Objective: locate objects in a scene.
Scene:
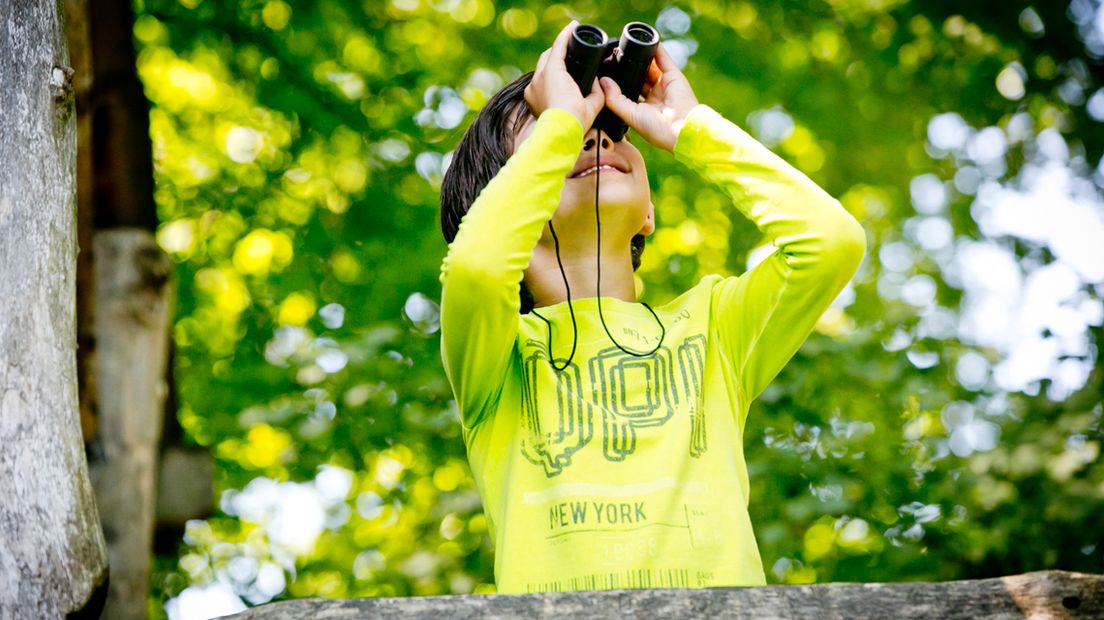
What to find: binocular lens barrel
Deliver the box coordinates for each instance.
[611,22,659,107]
[574,24,606,47]
[565,25,608,96]
[624,23,658,45]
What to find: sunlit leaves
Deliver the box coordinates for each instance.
[136,0,1104,616]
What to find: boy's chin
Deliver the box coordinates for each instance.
[562,181,647,206]
[554,198,650,235]
[560,196,648,217]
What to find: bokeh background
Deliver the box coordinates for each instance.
[132,0,1104,617]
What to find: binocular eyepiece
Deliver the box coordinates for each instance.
[564,21,660,142]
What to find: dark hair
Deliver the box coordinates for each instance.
[439,70,645,314]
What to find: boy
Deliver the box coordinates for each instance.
[437,20,866,593]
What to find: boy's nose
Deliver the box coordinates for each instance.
[583,134,612,151]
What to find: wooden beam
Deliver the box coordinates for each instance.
[220,570,1101,619]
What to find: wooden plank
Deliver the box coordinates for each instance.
[221,570,1102,619]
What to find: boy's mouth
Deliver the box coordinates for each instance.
[568,156,630,179]
[569,164,624,179]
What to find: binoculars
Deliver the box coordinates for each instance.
[564,21,660,142]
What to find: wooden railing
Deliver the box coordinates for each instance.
[222,569,1101,619]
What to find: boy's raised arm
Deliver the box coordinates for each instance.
[672,104,866,427]
[438,108,584,432]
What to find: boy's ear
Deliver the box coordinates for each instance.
[639,201,656,236]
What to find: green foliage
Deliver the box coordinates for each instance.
[135,0,1103,615]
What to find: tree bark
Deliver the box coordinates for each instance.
[220,570,1101,619]
[0,0,109,617]
[89,230,173,620]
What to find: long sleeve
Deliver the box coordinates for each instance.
[439,107,585,432]
[672,104,866,423]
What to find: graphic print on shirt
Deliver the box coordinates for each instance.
[526,474,725,591]
[589,344,676,461]
[519,348,594,476]
[519,333,707,477]
[678,335,708,457]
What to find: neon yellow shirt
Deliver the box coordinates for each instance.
[438,103,866,593]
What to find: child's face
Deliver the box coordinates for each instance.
[511,110,654,243]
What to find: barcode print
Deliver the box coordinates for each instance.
[526,568,691,592]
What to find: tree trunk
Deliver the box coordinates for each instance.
[0,1,109,617]
[89,231,173,620]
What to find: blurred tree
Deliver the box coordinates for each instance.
[66,0,186,617]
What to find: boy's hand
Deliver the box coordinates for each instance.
[599,42,700,153]
[524,20,606,131]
